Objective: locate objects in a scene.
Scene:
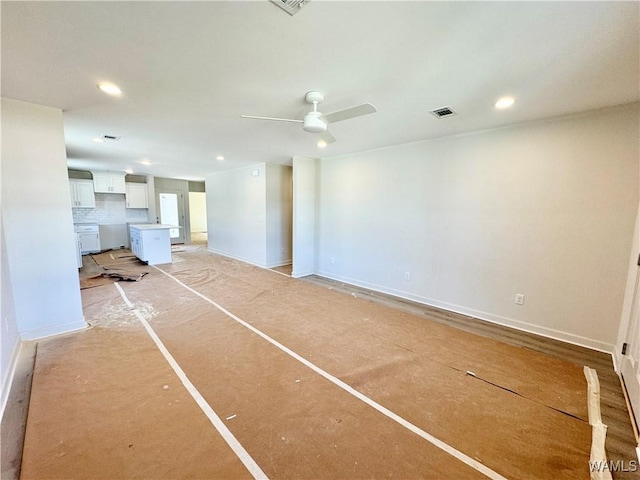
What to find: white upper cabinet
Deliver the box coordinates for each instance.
[92,171,126,194]
[125,182,149,208]
[69,179,95,208]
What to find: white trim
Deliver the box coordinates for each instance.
[316,270,615,354]
[207,247,267,268]
[0,339,22,420]
[611,351,620,374]
[153,265,508,480]
[19,319,87,341]
[265,260,292,269]
[291,269,313,279]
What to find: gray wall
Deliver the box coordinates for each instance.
[154,177,191,243]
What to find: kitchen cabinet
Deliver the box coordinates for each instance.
[125,183,148,208]
[129,224,174,265]
[92,172,126,194]
[74,224,101,254]
[69,179,95,208]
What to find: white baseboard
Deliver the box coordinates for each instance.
[0,338,22,420]
[292,269,313,279]
[316,270,615,354]
[207,247,267,268]
[19,319,87,341]
[266,259,292,269]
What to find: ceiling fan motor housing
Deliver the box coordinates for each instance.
[303,112,327,133]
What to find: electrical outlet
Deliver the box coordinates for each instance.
[404,272,411,281]
[515,294,525,305]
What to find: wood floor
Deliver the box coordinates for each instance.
[302,275,640,478]
[6,237,640,479]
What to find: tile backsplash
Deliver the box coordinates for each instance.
[72,193,149,224]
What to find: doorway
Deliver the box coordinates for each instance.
[158,190,185,244]
[621,264,640,443]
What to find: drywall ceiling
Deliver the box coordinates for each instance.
[2,1,639,181]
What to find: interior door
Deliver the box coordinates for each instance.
[158,190,185,244]
[621,262,640,442]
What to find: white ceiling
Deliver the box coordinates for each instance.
[2,1,639,181]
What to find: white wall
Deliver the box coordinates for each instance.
[206,163,293,268]
[189,192,207,232]
[1,219,20,414]
[315,104,639,351]
[292,157,319,278]
[1,98,86,340]
[206,164,267,266]
[265,164,292,268]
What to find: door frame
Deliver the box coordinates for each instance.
[620,263,640,451]
[156,188,186,244]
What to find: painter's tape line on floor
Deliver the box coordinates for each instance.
[583,366,612,480]
[267,268,290,278]
[113,283,268,480]
[152,266,508,480]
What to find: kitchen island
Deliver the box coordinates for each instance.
[129,224,177,265]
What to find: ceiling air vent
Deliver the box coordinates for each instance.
[430,106,457,118]
[269,0,308,16]
[101,134,121,141]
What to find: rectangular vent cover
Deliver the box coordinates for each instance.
[101,134,121,141]
[270,0,308,16]
[430,107,457,118]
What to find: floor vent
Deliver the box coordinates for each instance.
[430,106,457,118]
[270,0,308,16]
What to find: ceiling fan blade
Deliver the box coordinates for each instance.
[240,115,303,124]
[318,131,336,144]
[322,103,377,124]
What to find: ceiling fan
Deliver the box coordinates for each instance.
[241,91,377,145]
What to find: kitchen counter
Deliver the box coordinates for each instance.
[128,223,177,230]
[129,224,178,265]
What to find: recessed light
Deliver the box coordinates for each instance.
[139,159,151,165]
[125,168,134,174]
[494,96,515,109]
[317,140,327,148]
[91,137,104,143]
[97,82,122,96]
[216,155,224,161]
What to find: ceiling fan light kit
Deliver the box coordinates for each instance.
[303,111,327,133]
[241,91,376,145]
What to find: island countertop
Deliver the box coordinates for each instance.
[129,224,179,231]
